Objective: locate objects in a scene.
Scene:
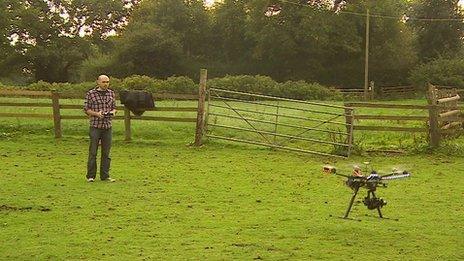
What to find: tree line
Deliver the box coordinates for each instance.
[1,0,463,89]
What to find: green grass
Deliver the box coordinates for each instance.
[1,98,464,259]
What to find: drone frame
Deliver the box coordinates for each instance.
[324,165,410,219]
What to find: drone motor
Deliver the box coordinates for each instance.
[323,164,410,219]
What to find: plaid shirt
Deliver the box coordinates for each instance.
[84,88,116,129]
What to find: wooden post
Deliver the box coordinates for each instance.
[427,84,440,148]
[363,8,370,101]
[204,81,211,135]
[124,107,131,141]
[273,101,280,144]
[344,104,354,156]
[369,81,374,100]
[51,90,62,138]
[194,69,207,146]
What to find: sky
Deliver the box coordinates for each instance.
[204,0,215,7]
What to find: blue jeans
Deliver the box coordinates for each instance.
[87,127,112,180]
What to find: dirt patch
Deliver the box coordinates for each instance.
[0,205,51,212]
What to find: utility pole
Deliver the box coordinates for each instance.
[364,8,370,101]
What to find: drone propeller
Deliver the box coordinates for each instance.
[323,163,411,180]
[322,165,351,178]
[375,163,411,176]
[381,172,411,180]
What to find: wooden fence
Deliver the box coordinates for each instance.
[345,84,463,148]
[0,86,205,143]
[338,88,365,96]
[434,85,464,96]
[1,78,462,151]
[427,84,463,147]
[379,85,416,97]
[344,102,429,133]
[337,84,416,100]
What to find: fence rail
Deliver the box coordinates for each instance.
[0,89,201,141]
[2,80,462,153]
[345,84,463,148]
[434,85,464,96]
[336,88,371,100]
[337,88,365,94]
[345,102,429,134]
[337,85,416,99]
[207,88,354,158]
[380,85,416,95]
[427,84,463,147]
[0,89,198,99]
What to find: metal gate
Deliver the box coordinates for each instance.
[205,88,354,158]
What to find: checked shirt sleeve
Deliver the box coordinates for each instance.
[111,91,116,110]
[84,92,91,113]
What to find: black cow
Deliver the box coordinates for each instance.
[119,90,155,116]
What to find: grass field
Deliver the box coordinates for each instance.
[1,98,463,260]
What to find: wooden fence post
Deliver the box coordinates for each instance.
[51,90,62,138]
[273,101,280,144]
[194,69,207,146]
[344,104,354,152]
[427,84,440,148]
[124,107,131,141]
[369,81,375,100]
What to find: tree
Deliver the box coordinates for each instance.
[132,0,211,58]
[364,0,418,86]
[243,0,365,85]
[0,2,19,80]
[110,0,213,78]
[111,23,185,78]
[0,0,139,82]
[246,0,332,81]
[409,0,464,62]
[211,0,251,62]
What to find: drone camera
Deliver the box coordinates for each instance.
[363,197,387,210]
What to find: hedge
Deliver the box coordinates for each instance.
[0,75,342,100]
[409,58,464,89]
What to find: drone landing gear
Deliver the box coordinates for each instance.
[343,187,385,219]
[343,186,359,219]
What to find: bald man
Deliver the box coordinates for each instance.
[83,75,117,182]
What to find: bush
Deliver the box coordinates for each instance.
[0,74,342,100]
[122,75,157,91]
[79,52,115,82]
[157,76,197,94]
[208,75,278,95]
[59,82,95,92]
[207,75,341,100]
[23,78,123,93]
[277,81,342,100]
[28,81,53,91]
[409,58,464,89]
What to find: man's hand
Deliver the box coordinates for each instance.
[96,111,104,118]
[86,109,104,118]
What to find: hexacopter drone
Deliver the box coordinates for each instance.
[323,163,410,219]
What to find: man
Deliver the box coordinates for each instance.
[84,75,117,182]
